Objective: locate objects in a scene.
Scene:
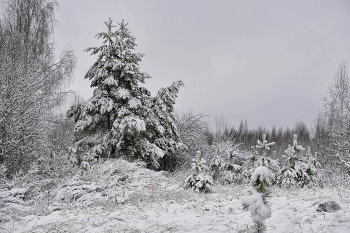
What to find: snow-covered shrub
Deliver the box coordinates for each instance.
[242,166,273,232]
[162,111,208,171]
[184,151,213,193]
[67,142,99,168]
[34,150,77,179]
[277,134,319,187]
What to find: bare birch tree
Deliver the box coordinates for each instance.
[321,62,350,172]
[0,0,76,177]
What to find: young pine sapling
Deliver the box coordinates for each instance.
[277,134,319,187]
[184,151,213,193]
[223,148,242,184]
[209,146,226,181]
[242,166,273,232]
[243,134,279,183]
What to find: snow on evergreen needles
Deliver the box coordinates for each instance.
[68,19,185,168]
[277,134,320,187]
[184,151,213,193]
[242,166,273,231]
[244,134,279,182]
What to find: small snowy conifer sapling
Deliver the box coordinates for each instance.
[303,147,321,186]
[185,151,213,193]
[223,148,242,184]
[277,134,319,187]
[244,134,279,182]
[242,166,273,232]
[209,140,242,184]
[209,146,226,181]
[256,134,280,178]
[243,146,260,182]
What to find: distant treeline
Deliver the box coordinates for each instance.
[204,119,313,158]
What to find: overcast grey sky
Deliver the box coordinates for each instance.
[52,0,350,129]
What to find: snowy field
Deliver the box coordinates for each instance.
[1,159,350,233]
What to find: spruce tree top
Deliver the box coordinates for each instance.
[256,134,275,151]
[85,18,149,89]
[284,134,305,158]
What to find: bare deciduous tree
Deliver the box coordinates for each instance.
[0,0,76,177]
[320,62,350,171]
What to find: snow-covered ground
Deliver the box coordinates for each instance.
[1,159,350,233]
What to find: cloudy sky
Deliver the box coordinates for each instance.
[51,0,350,129]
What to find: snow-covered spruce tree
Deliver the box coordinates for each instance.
[242,166,273,232]
[184,151,213,193]
[71,19,184,168]
[277,134,319,187]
